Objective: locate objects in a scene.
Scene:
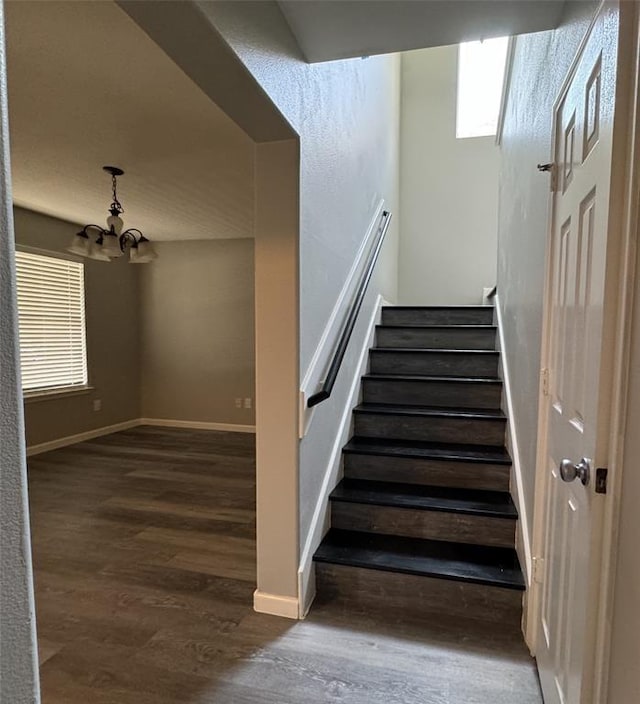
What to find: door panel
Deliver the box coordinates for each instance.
[536,6,619,704]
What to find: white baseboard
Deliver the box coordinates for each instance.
[298,562,316,619]
[139,418,256,433]
[26,419,140,456]
[297,294,385,617]
[299,200,385,438]
[26,417,256,455]
[494,294,532,584]
[253,589,300,619]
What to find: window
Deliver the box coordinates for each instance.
[456,37,509,139]
[15,250,88,394]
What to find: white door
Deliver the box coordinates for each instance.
[536,5,621,704]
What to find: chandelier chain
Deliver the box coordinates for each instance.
[110,173,124,215]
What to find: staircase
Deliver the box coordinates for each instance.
[313,305,525,624]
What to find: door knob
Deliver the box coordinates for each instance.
[537,162,554,172]
[560,457,591,486]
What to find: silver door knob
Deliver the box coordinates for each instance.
[560,457,591,486]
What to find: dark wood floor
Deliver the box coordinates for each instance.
[28,426,542,703]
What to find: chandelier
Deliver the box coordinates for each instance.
[67,166,157,263]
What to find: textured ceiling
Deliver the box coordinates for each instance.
[5,1,255,241]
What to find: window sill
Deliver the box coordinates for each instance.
[23,386,94,403]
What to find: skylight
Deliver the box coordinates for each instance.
[456,37,509,139]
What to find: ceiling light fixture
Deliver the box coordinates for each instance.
[67,166,157,264]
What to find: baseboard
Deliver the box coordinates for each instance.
[298,562,316,619]
[139,418,256,433]
[299,200,385,438]
[494,294,532,585]
[297,293,384,617]
[253,589,300,619]
[26,417,256,455]
[26,419,140,456]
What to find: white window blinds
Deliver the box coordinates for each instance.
[15,250,88,393]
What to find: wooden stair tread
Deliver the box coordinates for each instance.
[384,306,495,311]
[363,373,502,384]
[343,437,512,465]
[314,529,525,590]
[376,324,497,330]
[373,347,499,354]
[353,403,506,420]
[330,478,517,519]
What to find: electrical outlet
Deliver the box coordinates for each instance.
[244,398,252,409]
[235,398,242,409]
[93,399,102,412]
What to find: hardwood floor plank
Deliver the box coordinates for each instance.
[35,569,249,647]
[28,426,541,704]
[102,496,255,524]
[38,638,65,666]
[40,639,213,703]
[167,550,256,582]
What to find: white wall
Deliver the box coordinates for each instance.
[197,0,401,601]
[0,4,40,701]
[399,45,499,305]
[197,1,400,373]
[497,1,597,540]
[140,239,255,426]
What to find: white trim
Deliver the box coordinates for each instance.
[494,294,533,587]
[23,385,94,403]
[253,589,299,620]
[26,417,257,455]
[298,562,316,619]
[496,36,516,146]
[26,419,140,456]
[297,294,384,617]
[139,418,256,433]
[482,286,496,304]
[299,199,384,438]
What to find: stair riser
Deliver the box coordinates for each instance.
[370,351,499,378]
[362,379,502,409]
[314,563,522,626]
[331,502,515,548]
[382,308,494,326]
[376,327,496,350]
[344,454,511,492]
[354,414,506,446]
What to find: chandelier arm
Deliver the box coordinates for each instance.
[82,224,108,236]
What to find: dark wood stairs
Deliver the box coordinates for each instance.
[313,305,525,624]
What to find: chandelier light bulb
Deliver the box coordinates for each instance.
[106,214,124,235]
[67,230,91,257]
[88,235,112,262]
[135,236,157,262]
[102,231,124,258]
